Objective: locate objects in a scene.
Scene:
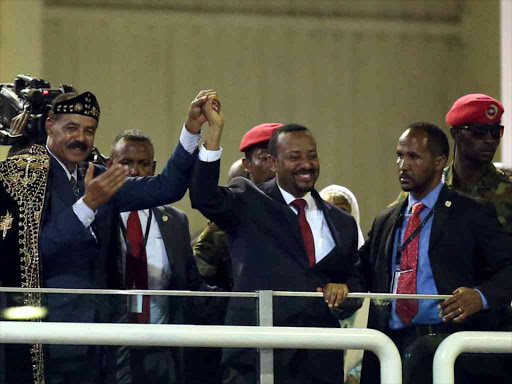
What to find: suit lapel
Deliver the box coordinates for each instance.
[384,199,408,267]
[428,185,452,252]
[263,180,309,267]
[50,156,75,206]
[76,162,87,197]
[153,206,176,270]
[262,179,287,206]
[312,190,340,251]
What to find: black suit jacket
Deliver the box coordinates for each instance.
[154,205,200,293]
[147,206,203,384]
[190,159,365,379]
[153,205,207,324]
[359,184,512,333]
[38,143,196,379]
[190,159,364,325]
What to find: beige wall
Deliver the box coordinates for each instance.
[0,0,44,159]
[0,0,44,80]
[501,0,512,165]
[459,0,501,159]
[0,0,501,236]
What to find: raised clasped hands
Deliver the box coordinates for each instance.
[200,91,224,151]
[185,89,219,135]
[438,287,483,323]
[83,162,128,211]
[317,283,349,308]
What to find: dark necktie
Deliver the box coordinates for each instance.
[290,199,316,267]
[395,202,426,324]
[126,211,150,323]
[70,176,80,202]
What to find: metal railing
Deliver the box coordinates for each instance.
[0,287,452,300]
[6,287,491,384]
[433,331,512,384]
[0,321,403,384]
[0,288,410,383]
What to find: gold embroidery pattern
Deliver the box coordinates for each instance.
[0,145,50,384]
[0,210,13,239]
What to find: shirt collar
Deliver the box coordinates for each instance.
[46,145,77,181]
[407,181,443,213]
[121,209,150,220]
[277,181,317,211]
[138,209,150,217]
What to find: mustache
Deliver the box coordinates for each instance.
[67,141,88,151]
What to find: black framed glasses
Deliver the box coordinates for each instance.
[456,124,504,139]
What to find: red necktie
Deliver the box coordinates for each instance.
[396,202,426,324]
[126,211,150,323]
[290,199,316,267]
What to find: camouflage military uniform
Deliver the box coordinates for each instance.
[444,163,512,233]
[192,221,233,291]
[446,162,512,379]
[187,222,232,384]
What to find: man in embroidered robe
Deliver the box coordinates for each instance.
[0,89,216,384]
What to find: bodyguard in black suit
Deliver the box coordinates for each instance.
[108,129,205,384]
[190,96,365,384]
[359,123,512,384]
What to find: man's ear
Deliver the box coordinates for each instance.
[106,158,113,169]
[45,118,53,137]
[242,158,251,173]
[449,127,458,140]
[268,155,277,173]
[151,160,157,176]
[435,155,448,171]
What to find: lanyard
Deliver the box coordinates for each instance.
[396,207,434,263]
[120,209,153,260]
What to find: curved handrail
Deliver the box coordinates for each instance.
[0,321,403,384]
[433,331,512,384]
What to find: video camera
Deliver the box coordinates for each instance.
[0,74,76,145]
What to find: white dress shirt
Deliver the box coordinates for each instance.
[120,209,171,324]
[278,185,336,263]
[197,143,336,263]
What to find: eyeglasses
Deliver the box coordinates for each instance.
[456,124,504,140]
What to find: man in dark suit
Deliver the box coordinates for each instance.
[193,123,283,292]
[189,123,283,384]
[107,129,204,384]
[0,89,216,384]
[359,122,512,384]
[189,96,365,384]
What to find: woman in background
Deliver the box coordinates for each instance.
[320,185,364,248]
[320,185,366,384]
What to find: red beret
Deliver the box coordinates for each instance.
[446,94,504,126]
[239,123,283,152]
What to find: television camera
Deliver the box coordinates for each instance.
[0,74,107,165]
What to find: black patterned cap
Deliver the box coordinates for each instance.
[54,91,101,121]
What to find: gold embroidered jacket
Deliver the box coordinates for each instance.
[0,144,50,384]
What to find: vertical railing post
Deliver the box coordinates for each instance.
[433,331,512,384]
[258,290,274,384]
